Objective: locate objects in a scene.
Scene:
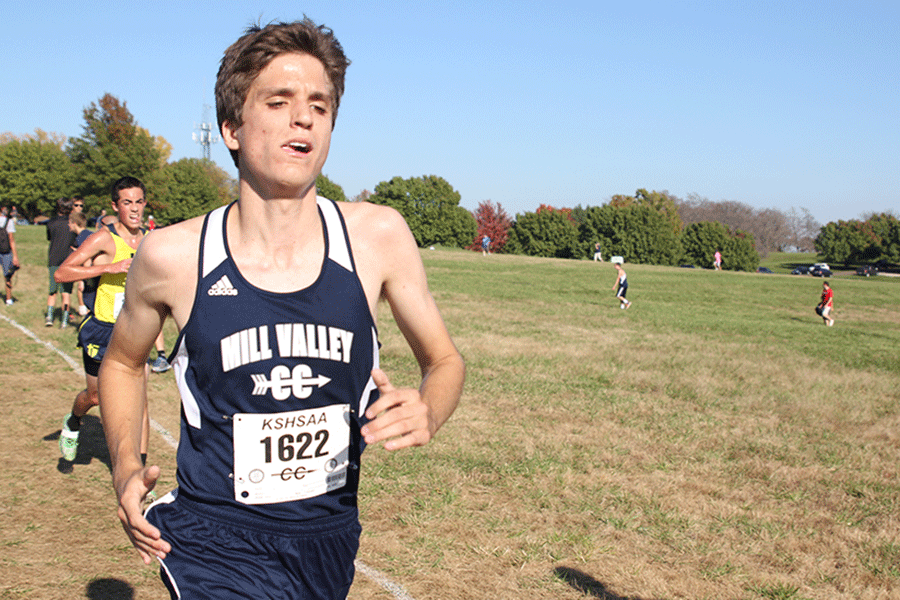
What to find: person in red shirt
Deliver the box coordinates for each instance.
[819,281,834,326]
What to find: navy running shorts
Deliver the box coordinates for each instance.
[145,489,361,600]
[77,315,114,376]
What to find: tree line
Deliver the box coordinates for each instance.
[496,192,760,271]
[357,182,845,272]
[5,93,891,270]
[814,214,900,267]
[0,94,236,226]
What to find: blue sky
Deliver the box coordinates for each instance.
[2,0,897,225]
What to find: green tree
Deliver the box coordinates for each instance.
[574,205,604,259]
[505,204,579,258]
[146,158,224,226]
[316,173,347,203]
[682,221,758,271]
[723,230,760,272]
[67,94,162,212]
[814,220,878,266]
[681,221,733,268]
[445,205,478,249]
[815,222,852,265]
[610,189,683,234]
[0,130,74,219]
[368,175,469,247]
[200,160,238,206]
[868,214,900,264]
[580,203,681,265]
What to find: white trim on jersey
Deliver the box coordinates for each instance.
[172,339,202,429]
[316,197,354,273]
[202,205,229,279]
[358,327,380,417]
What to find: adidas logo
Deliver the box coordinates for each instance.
[208,275,238,296]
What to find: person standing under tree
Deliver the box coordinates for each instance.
[714,250,722,270]
[99,19,464,599]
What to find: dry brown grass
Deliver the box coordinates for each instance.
[2,241,899,600]
[0,325,175,599]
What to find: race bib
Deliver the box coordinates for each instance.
[113,291,125,320]
[233,404,350,505]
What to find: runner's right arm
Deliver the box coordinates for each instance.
[54,229,127,283]
[98,234,172,564]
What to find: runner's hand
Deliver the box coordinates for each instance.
[362,369,435,451]
[109,258,133,274]
[116,465,170,564]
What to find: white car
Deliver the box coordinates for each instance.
[812,262,830,272]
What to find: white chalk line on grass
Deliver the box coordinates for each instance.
[0,313,179,448]
[0,312,416,600]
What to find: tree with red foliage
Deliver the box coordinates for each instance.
[469,200,512,253]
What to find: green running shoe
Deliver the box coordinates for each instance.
[59,413,79,461]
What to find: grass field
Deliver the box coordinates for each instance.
[2,225,899,600]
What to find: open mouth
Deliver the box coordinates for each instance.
[286,142,311,154]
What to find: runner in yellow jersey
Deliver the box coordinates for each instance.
[54,177,150,463]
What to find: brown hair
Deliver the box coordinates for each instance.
[56,197,74,216]
[69,212,87,228]
[215,18,350,167]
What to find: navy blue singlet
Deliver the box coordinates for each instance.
[169,198,379,522]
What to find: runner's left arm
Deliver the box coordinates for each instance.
[360,208,464,451]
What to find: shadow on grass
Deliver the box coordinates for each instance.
[43,414,111,474]
[779,262,812,271]
[554,566,662,600]
[86,578,135,600]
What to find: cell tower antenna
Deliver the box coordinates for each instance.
[192,104,219,160]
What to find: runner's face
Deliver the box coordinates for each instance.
[113,187,146,229]
[223,52,333,199]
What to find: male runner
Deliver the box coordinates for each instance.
[55,177,150,462]
[612,260,632,309]
[99,19,464,599]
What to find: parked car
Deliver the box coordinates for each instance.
[811,262,830,272]
[756,267,774,274]
[810,266,832,277]
[856,265,878,277]
[679,264,695,268]
[791,266,810,275]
